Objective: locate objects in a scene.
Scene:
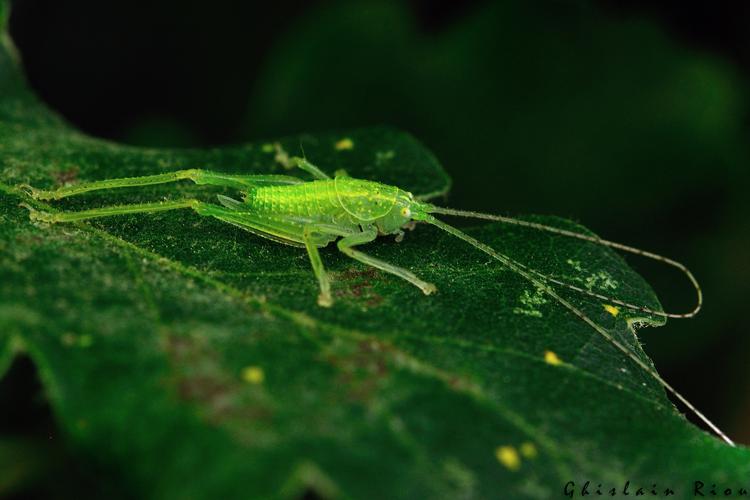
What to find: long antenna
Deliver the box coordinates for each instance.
[426,206,702,319]
[421,214,734,446]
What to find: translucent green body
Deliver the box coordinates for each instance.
[238,178,412,247]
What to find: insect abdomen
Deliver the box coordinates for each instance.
[246,181,341,218]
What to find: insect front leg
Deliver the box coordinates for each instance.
[337,226,437,296]
[274,143,331,180]
[288,157,331,180]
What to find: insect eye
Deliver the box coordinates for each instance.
[401,208,411,217]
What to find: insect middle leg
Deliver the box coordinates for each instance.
[302,227,334,307]
[336,226,437,295]
[203,213,344,307]
[300,223,363,307]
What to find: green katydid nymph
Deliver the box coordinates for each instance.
[19,145,732,447]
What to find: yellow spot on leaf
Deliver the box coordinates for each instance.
[603,304,620,317]
[520,442,537,459]
[495,445,521,471]
[335,138,354,150]
[242,366,265,385]
[544,350,562,366]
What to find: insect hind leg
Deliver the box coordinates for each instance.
[336,226,436,296]
[23,199,214,223]
[20,169,303,201]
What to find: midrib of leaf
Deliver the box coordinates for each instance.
[389,330,671,413]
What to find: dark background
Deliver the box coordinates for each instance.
[3,0,750,496]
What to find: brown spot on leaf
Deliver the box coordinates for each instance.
[163,332,273,431]
[52,166,79,186]
[340,267,378,281]
[325,338,395,404]
[336,267,383,307]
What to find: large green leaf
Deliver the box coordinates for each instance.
[1,3,748,499]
